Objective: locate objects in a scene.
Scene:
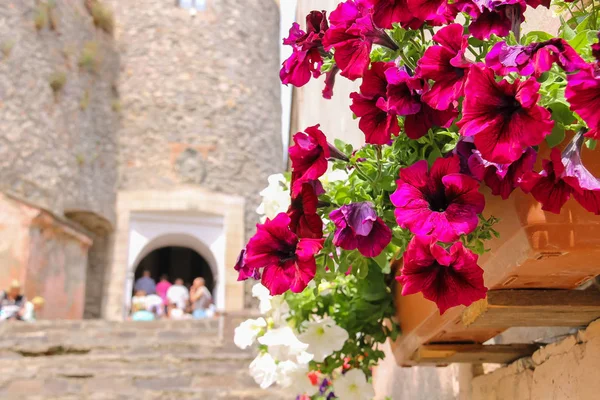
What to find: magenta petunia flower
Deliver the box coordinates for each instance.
[457,66,554,164]
[289,125,331,196]
[406,0,458,27]
[561,133,600,214]
[330,202,392,257]
[566,64,600,140]
[390,156,485,242]
[417,23,471,110]
[234,248,260,281]
[397,235,487,314]
[287,183,323,239]
[520,149,574,214]
[486,39,587,77]
[280,11,329,88]
[322,66,340,99]
[350,62,400,144]
[592,32,600,61]
[385,67,458,139]
[521,133,600,214]
[243,213,323,295]
[456,0,526,40]
[469,147,537,200]
[323,1,398,80]
[363,0,427,30]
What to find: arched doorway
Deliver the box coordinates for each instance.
[134,246,215,292]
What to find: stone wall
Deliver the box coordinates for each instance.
[472,319,600,400]
[0,193,92,320]
[105,0,283,239]
[0,0,120,225]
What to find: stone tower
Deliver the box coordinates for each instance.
[0,0,282,320]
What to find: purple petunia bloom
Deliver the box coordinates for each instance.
[456,0,526,40]
[486,39,587,76]
[457,66,554,164]
[330,202,392,257]
[397,235,487,314]
[243,213,323,295]
[391,156,485,242]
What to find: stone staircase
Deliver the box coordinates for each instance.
[0,317,287,400]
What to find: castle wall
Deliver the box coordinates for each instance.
[105,0,283,239]
[0,0,119,225]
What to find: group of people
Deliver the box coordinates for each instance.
[0,280,45,322]
[130,270,214,321]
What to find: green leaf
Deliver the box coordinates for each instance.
[560,16,577,40]
[586,139,597,150]
[372,250,388,270]
[427,147,442,166]
[569,30,591,52]
[546,122,566,148]
[547,101,576,125]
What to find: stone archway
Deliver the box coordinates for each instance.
[102,188,245,320]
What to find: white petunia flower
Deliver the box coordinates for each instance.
[249,353,278,389]
[233,317,267,350]
[252,283,273,314]
[256,173,290,222]
[276,361,319,396]
[298,317,349,362]
[333,369,375,400]
[258,326,312,363]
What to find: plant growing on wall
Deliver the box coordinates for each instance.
[236,1,600,398]
[48,71,67,94]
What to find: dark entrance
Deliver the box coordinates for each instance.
[134,246,214,292]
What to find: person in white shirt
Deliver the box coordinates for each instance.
[166,278,189,311]
[22,296,45,322]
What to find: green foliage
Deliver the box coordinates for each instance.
[285,269,399,379]
[80,90,90,110]
[91,1,114,35]
[78,41,100,72]
[48,71,66,94]
[33,3,48,31]
[1,40,15,59]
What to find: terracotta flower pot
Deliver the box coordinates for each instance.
[392,136,600,363]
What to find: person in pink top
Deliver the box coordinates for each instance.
[156,274,172,306]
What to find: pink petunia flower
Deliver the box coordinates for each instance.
[520,148,574,214]
[234,248,260,281]
[406,0,458,27]
[469,147,537,200]
[243,213,323,295]
[592,32,600,62]
[287,183,324,239]
[390,156,485,242]
[289,125,338,196]
[486,39,587,77]
[456,0,526,40]
[397,235,487,314]
[417,23,471,111]
[457,66,554,164]
[521,133,600,214]
[280,11,329,88]
[330,202,392,257]
[323,0,398,80]
[566,64,600,140]
[363,0,431,30]
[350,62,401,144]
[385,67,458,139]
